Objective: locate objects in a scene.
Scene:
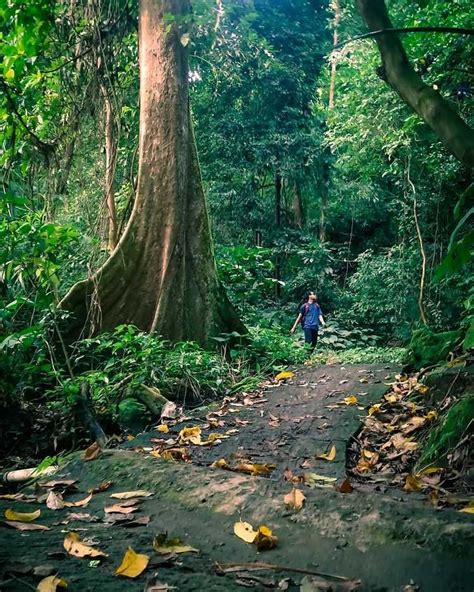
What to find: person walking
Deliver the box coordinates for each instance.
[290,290,325,354]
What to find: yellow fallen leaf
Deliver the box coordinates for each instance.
[368,404,381,416]
[458,501,474,514]
[63,532,108,558]
[284,488,305,510]
[426,410,438,421]
[156,424,169,433]
[37,575,68,591]
[234,462,276,476]
[64,493,93,508]
[404,474,423,492]
[254,525,278,550]
[343,395,358,406]
[115,546,149,578]
[414,384,429,394]
[234,521,257,543]
[384,393,398,403]
[152,534,199,554]
[110,490,152,499]
[126,435,135,441]
[315,445,336,461]
[303,473,337,488]
[275,371,294,381]
[4,508,40,522]
[178,426,202,445]
[210,458,230,469]
[419,466,443,475]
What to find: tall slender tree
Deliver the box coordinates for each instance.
[60,0,244,344]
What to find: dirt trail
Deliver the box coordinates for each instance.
[0,364,472,591]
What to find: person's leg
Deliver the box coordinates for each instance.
[303,327,313,355]
[310,329,319,354]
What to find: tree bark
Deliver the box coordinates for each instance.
[274,170,282,299]
[356,0,474,169]
[100,84,119,251]
[60,0,245,345]
[292,181,304,228]
[328,0,341,110]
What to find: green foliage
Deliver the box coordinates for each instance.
[418,392,474,466]
[408,327,461,367]
[311,346,408,366]
[243,326,307,367]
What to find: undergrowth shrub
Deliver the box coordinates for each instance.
[311,346,407,365]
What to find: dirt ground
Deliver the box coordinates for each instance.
[0,364,473,591]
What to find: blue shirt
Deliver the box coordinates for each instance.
[300,303,322,329]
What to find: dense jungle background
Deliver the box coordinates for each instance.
[0,0,472,468]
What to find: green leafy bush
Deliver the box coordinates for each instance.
[311,346,407,365]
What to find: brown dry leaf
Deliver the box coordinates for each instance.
[0,493,35,501]
[300,575,361,591]
[115,546,149,578]
[4,508,40,522]
[336,478,354,493]
[404,474,423,492]
[283,488,305,510]
[315,445,336,462]
[152,533,199,555]
[41,480,77,489]
[275,371,294,381]
[64,493,93,508]
[83,441,101,461]
[401,416,426,434]
[110,490,152,500]
[283,468,294,481]
[67,512,98,523]
[254,525,278,551]
[89,480,113,494]
[156,424,169,433]
[234,462,276,476]
[46,490,65,510]
[178,426,202,445]
[234,521,257,543]
[104,503,138,515]
[2,520,50,531]
[63,532,108,558]
[37,575,68,591]
[343,395,358,406]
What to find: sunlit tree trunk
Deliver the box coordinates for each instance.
[100,84,119,251]
[292,181,304,229]
[357,0,474,169]
[61,0,245,344]
[328,0,341,110]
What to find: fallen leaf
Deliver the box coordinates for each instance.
[254,525,278,551]
[177,426,202,445]
[458,501,474,514]
[336,478,353,493]
[2,520,50,531]
[234,521,257,543]
[359,378,368,384]
[64,493,93,508]
[303,473,337,488]
[160,401,177,419]
[67,512,99,523]
[46,490,65,510]
[275,371,294,381]
[4,508,40,522]
[426,410,438,421]
[146,582,176,592]
[152,533,199,554]
[115,546,149,578]
[419,466,443,475]
[83,442,101,461]
[41,480,77,489]
[343,395,358,405]
[284,488,305,510]
[401,416,426,434]
[368,404,381,416]
[158,447,191,462]
[404,474,423,492]
[110,490,152,499]
[89,480,113,494]
[300,574,361,591]
[0,493,37,501]
[210,458,230,469]
[104,503,139,514]
[315,445,336,461]
[234,462,276,476]
[37,575,68,591]
[63,532,108,558]
[156,425,169,433]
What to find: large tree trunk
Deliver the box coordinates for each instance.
[274,170,282,300]
[356,0,474,169]
[292,181,304,229]
[328,0,341,110]
[60,0,245,345]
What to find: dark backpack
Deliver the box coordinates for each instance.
[300,302,310,327]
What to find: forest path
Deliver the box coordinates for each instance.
[0,364,472,591]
